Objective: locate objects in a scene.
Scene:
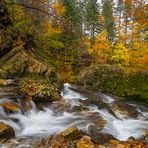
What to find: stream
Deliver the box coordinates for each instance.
[0,83,148,146]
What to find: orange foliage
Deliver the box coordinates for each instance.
[88,31,112,64]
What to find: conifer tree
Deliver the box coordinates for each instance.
[102,0,115,42]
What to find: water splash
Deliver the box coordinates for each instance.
[0,83,148,141]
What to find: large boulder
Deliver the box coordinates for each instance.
[78,64,148,103]
[0,45,63,102]
[0,0,63,102]
[0,122,15,142]
[78,64,125,93]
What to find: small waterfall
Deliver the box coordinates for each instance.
[0,83,148,141]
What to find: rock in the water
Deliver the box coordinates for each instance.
[97,119,107,129]
[0,122,15,142]
[58,126,81,142]
[19,77,62,102]
[88,124,115,144]
[49,140,61,148]
[110,102,138,119]
[76,136,95,148]
[0,79,8,86]
[0,102,19,111]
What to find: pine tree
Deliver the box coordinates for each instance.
[85,0,101,45]
[102,0,115,42]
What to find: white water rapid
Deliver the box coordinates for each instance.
[0,83,148,141]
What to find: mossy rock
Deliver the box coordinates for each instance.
[0,45,63,102]
[78,64,125,93]
[0,122,15,142]
[19,77,62,102]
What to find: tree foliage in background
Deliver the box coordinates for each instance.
[102,0,115,42]
[4,0,148,82]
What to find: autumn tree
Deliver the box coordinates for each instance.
[88,31,112,64]
[111,43,129,66]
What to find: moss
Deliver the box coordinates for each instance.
[19,76,61,102]
[78,65,148,104]
[115,72,148,103]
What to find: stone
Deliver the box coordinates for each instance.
[97,119,107,129]
[78,64,125,93]
[76,136,95,148]
[49,139,61,148]
[0,15,63,103]
[88,124,116,144]
[110,103,138,119]
[0,102,19,111]
[58,126,81,142]
[109,139,120,147]
[19,77,62,102]
[0,79,8,86]
[0,122,15,141]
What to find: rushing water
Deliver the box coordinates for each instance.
[0,83,148,141]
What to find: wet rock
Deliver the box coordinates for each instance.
[19,77,62,102]
[97,119,107,129]
[109,139,120,147]
[0,102,19,111]
[88,124,115,144]
[0,79,8,86]
[0,122,15,142]
[110,102,138,119]
[58,126,81,142]
[137,132,148,144]
[49,100,71,112]
[49,139,61,148]
[76,136,95,148]
[128,136,136,141]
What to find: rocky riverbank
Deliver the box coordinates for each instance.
[78,64,148,104]
[0,123,147,148]
[0,0,63,102]
[0,82,147,148]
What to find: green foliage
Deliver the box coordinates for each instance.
[61,0,81,25]
[102,0,115,42]
[78,65,148,104]
[85,0,101,44]
[115,72,148,103]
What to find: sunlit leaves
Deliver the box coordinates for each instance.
[89,31,112,64]
[53,1,66,16]
[111,43,129,66]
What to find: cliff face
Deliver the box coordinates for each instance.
[0,0,63,102]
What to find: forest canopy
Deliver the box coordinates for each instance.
[4,0,148,77]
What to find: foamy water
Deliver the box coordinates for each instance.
[0,83,148,141]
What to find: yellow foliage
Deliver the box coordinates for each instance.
[88,31,112,64]
[111,43,129,66]
[129,42,148,69]
[53,1,66,16]
[44,23,62,36]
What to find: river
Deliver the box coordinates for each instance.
[0,83,148,147]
